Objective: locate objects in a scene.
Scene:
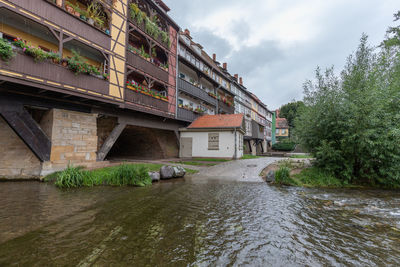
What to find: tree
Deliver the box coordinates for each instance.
[295,33,400,187]
[382,11,400,48]
[279,101,304,136]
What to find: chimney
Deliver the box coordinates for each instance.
[239,77,243,85]
[184,28,190,37]
[212,53,216,61]
[234,74,238,81]
[223,63,227,70]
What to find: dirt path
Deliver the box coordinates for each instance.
[189,157,284,182]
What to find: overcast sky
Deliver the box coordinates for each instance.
[163,0,399,109]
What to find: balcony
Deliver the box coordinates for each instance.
[178,78,217,106]
[177,107,201,122]
[251,120,265,140]
[125,87,169,113]
[11,0,111,49]
[128,14,169,50]
[218,100,235,114]
[127,51,168,83]
[0,51,109,96]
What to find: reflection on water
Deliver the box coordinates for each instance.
[0,180,400,266]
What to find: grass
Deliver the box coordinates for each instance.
[169,161,216,166]
[290,154,313,159]
[241,155,262,159]
[45,163,198,188]
[191,158,230,162]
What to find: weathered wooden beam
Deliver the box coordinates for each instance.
[0,105,51,162]
[97,122,127,161]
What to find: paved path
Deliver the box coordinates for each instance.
[189,157,283,183]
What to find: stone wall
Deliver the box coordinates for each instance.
[42,109,98,174]
[0,117,42,179]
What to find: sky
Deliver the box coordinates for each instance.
[163,0,399,110]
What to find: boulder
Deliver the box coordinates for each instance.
[160,166,174,179]
[148,171,160,182]
[173,166,186,178]
[266,170,275,183]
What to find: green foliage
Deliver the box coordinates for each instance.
[67,49,100,76]
[55,165,88,188]
[279,101,304,130]
[192,158,230,162]
[293,167,344,187]
[0,38,14,62]
[382,11,400,48]
[295,33,400,187]
[241,154,262,159]
[272,141,296,151]
[275,166,295,185]
[109,164,151,186]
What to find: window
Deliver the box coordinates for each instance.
[276,129,279,134]
[208,133,219,150]
[178,99,183,105]
[179,73,186,79]
[282,129,286,134]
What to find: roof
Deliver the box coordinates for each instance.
[276,118,289,129]
[188,114,244,129]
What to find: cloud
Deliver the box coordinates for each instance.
[164,0,399,109]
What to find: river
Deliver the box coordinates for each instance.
[0,179,400,266]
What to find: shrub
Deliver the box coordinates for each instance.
[272,141,296,151]
[0,38,14,62]
[294,167,344,187]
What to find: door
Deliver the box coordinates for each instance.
[180,137,192,158]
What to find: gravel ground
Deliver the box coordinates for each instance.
[188,157,284,183]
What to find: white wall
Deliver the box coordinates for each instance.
[180,130,243,159]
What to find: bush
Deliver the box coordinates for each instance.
[275,166,296,185]
[272,141,296,151]
[0,38,14,62]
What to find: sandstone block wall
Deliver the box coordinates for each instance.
[42,109,98,174]
[0,117,42,179]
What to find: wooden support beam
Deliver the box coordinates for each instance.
[0,103,51,162]
[97,122,127,161]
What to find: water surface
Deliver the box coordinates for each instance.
[0,180,400,266]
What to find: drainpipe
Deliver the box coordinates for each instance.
[175,31,180,119]
[234,127,237,159]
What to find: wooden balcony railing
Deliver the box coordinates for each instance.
[125,88,169,113]
[0,51,109,96]
[127,51,169,83]
[128,16,169,49]
[178,78,217,106]
[11,0,110,49]
[177,108,203,122]
[218,100,235,114]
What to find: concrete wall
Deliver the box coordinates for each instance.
[0,117,42,179]
[180,130,243,159]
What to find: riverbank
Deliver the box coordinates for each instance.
[45,163,199,188]
[262,159,400,189]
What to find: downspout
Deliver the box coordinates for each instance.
[175,31,180,119]
[234,127,237,159]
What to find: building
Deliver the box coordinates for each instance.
[0,0,182,178]
[176,29,235,123]
[0,0,273,179]
[179,114,245,159]
[275,110,289,140]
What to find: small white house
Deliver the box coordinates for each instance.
[179,114,245,159]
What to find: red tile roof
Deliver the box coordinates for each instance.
[188,114,244,129]
[276,118,289,129]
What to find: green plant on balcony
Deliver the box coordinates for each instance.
[140,45,150,60]
[67,49,93,75]
[0,38,14,62]
[194,107,205,114]
[86,2,106,27]
[160,62,168,71]
[47,51,61,63]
